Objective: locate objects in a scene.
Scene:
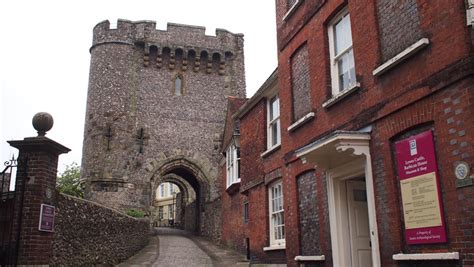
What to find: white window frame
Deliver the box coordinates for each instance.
[226,143,240,188]
[243,201,249,224]
[160,184,164,197]
[168,204,174,220]
[267,95,281,150]
[158,206,164,220]
[328,8,357,96]
[268,180,285,247]
[283,0,303,21]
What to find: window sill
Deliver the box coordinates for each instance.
[261,144,281,158]
[287,112,315,132]
[392,252,459,261]
[373,38,430,76]
[263,244,286,251]
[225,181,240,195]
[282,0,303,21]
[322,83,360,109]
[294,255,325,261]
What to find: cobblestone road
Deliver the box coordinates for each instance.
[153,228,213,267]
[118,227,249,267]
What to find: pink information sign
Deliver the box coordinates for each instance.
[395,130,446,244]
[38,204,55,232]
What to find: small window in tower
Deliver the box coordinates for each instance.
[174,75,183,96]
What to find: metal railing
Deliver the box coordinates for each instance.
[0,156,26,266]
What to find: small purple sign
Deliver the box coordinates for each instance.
[38,204,55,232]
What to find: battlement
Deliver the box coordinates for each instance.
[92,19,244,53]
[92,19,245,75]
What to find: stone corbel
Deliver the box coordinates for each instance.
[143,44,150,67]
[194,56,201,72]
[156,49,163,68]
[182,51,188,71]
[219,60,226,75]
[169,51,176,70]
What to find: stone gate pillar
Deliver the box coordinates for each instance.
[8,112,70,265]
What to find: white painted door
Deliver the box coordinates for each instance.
[346,180,372,267]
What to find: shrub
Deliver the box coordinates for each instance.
[57,162,83,198]
[126,209,145,218]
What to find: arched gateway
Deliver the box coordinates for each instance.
[150,157,210,232]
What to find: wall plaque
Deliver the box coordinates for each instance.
[38,204,55,232]
[395,130,446,244]
[455,161,472,188]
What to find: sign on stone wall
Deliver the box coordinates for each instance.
[38,204,55,232]
[395,130,447,245]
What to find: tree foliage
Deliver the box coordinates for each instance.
[57,162,83,198]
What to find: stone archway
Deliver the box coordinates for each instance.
[149,156,211,233]
[151,174,196,229]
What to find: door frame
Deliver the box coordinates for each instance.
[327,155,381,267]
[346,179,371,267]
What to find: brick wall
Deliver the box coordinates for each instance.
[234,95,287,263]
[240,100,267,189]
[217,1,473,266]
[275,0,327,50]
[231,99,267,260]
[247,186,286,264]
[220,97,247,251]
[16,151,59,264]
[371,79,474,267]
[220,186,246,253]
[51,193,150,266]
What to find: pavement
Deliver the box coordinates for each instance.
[117,227,249,267]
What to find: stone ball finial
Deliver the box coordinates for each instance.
[32,112,54,136]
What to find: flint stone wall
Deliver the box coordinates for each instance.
[201,198,222,242]
[51,193,150,266]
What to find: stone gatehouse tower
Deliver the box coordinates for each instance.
[81,19,245,235]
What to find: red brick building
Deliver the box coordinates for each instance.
[220,1,474,266]
[220,97,248,254]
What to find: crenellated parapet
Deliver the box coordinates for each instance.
[91,19,244,75]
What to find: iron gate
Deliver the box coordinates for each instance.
[0,156,26,266]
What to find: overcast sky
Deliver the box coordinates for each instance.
[0,0,277,173]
